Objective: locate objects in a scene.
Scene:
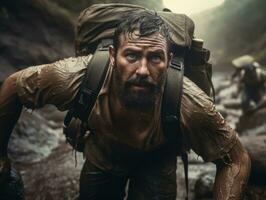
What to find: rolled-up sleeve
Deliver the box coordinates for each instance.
[180,77,238,162]
[15,55,92,111]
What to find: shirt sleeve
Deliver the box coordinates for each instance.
[15,55,92,111]
[180,77,238,162]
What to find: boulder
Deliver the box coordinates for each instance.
[241,136,266,185]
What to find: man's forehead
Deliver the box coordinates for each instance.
[119,31,168,50]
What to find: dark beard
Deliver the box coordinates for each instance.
[113,68,166,112]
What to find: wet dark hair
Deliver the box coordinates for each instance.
[113,10,173,55]
[162,8,172,12]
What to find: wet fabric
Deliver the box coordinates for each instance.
[75,3,194,55]
[15,56,91,110]
[14,55,237,174]
[79,159,128,200]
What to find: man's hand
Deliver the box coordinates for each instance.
[213,139,251,200]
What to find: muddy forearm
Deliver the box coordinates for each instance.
[0,73,22,157]
[213,140,251,200]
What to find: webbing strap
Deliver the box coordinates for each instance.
[79,48,109,121]
[206,63,216,103]
[182,153,189,200]
[162,56,189,200]
[162,56,184,150]
[64,45,110,126]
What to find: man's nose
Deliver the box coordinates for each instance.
[136,59,150,77]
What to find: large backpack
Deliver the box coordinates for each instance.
[63,3,214,199]
[64,3,214,150]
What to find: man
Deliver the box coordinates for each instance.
[0,11,250,199]
[231,55,266,113]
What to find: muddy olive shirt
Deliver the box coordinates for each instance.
[14,56,237,174]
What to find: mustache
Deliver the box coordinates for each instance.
[125,76,156,88]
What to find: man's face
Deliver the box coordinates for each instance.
[109,31,171,110]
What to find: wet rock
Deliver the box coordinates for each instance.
[237,108,266,136]
[194,171,215,199]
[8,106,65,163]
[216,83,238,102]
[245,186,266,200]
[214,79,231,94]
[223,98,242,109]
[19,143,84,200]
[241,136,266,185]
[176,156,216,200]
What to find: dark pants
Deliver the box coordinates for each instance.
[79,151,177,200]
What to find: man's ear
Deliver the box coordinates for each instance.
[109,45,115,66]
[168,52,173,67]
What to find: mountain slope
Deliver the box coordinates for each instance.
[192,0,266,70]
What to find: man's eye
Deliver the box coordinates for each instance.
[126,54,137,61]
[151,56,162,63]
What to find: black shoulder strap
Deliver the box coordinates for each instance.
[162,55,184,151]
[64,42,110,126]
[182,153,189,200]
[162,55,189,200]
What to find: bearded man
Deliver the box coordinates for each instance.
[0,10,250,200]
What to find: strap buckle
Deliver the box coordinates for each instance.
[170,58,183,70]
